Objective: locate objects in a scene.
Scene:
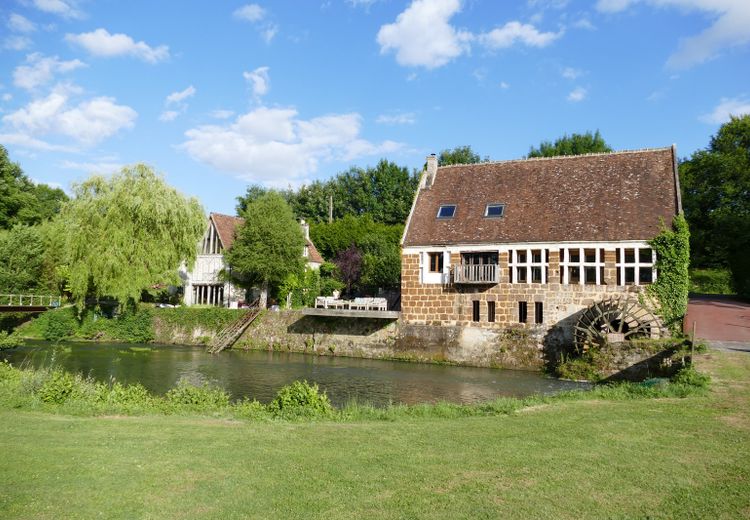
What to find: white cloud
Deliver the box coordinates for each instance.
[60,159,123,173]
[28,0,83,19]
[244,66,270,99]
[561,66,582,79]
[377,0,472,69]
[0,132,76,152]
[166,85,196,105]
[158,110,180,122]
[65,28,170,63]
[377,0,561,69]
[348,0,380,7]
[567,86,587,102]
[700,96,750,124]
[210,109,235,119]
[13,53,86,90]
[181,107,402,184]
[233,4,266,22]
[261,24,279,44]
[595,0,750,69]
[499,81,510,89]
[159,86,196,123]
[8,13,37,33]
[2,94,12,102]
[4,35,33,51]
[376,112,416,125]
[572,17,596,30]
[3,86,137,146]
[478,21,561,49]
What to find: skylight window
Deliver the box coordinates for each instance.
[485,203,505,218]
[437,204,456,219]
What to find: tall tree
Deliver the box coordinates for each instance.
[225,192,305,308]
[59,164,205,310]
[437,145,487,166]
[0,145,68,229]
[527,130,613,158]
[681,115,750,294]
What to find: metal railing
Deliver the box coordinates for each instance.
[453,264,500,284]
[0,294,61,307]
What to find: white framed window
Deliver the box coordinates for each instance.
[560,247,605,285]
[437,204,456,219]
[617,247,656,285]
[509,248,548,284]
[421,251,450,284]
[484,203,505,218]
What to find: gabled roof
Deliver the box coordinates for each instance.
[208,212,325,263]
[402,147,681,247]
[210,213,244,250]
[305,240,325,264]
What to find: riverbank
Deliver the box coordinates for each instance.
[0,350,747,519]
[11,307,692,375]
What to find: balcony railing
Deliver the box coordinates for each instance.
[453,264,499,284]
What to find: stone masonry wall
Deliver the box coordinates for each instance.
[401,250,652,365]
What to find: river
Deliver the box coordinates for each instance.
[1,341,589,407]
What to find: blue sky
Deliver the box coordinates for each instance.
[1,0,749,215]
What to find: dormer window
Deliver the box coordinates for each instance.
[484,203,505,218]
[437,204,456,219]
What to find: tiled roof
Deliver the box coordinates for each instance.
[402,147,681,247]
[209,212,325,263]
[210,213,244,250]
[306,240,325,264]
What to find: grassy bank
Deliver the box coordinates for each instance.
[1,352,748,518]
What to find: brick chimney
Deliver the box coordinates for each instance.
[425,153,438,187]
[300,219,310,240]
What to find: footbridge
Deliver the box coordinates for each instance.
[0,294,61,313]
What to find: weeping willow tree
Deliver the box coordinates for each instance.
[60,164,205,310]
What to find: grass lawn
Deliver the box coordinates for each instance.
[1,352,749,519]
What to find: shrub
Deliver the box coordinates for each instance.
[164,378,230,410]
[268,380,333,418]
[689,268,734,295]
[42,309,78,341]
[0,331,23,350]
[671,366,711,388]
[97,381,154,409]
[38,369,82,404]
[234,398,270,420]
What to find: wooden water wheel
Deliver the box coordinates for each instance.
[573,297,665,353]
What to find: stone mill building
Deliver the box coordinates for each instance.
[398,147,682,366]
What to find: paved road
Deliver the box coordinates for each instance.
[684,295,750,351]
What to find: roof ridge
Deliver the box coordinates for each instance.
[437,146,673,170]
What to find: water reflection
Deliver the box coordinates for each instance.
[2,341,589,407]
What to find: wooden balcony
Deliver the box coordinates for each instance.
[453,264,500,284]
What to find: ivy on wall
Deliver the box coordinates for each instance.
[647,214,691,332]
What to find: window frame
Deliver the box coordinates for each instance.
[509,248,549,284]
[617,246,656,286]
[484,203,505,218]
[561,247,605,286]
[428,252,444,273]
[436,204,457,219]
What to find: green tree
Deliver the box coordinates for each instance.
[437,145,487,166]
[680,115,750,295]
[0,145,68,229]
[59,164,205,310]
[226,192,305,308]
[527,130,613,158]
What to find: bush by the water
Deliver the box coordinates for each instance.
[19,307,155,343]
[0,331,23,350]
[267,380,333,418]
[0,361,711,422]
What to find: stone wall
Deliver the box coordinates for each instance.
[401,250,652,353]
[231,310,547,369]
